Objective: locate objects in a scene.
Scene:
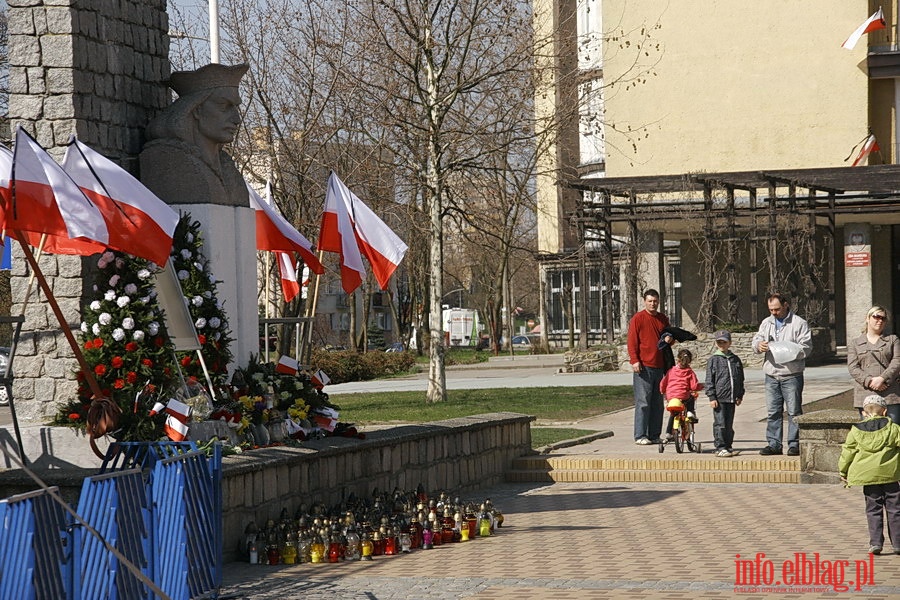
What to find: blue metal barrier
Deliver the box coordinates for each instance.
[0,487,68,599]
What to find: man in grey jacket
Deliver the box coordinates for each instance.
[752,292,812,456]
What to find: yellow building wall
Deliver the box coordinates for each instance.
[603,1,873,175]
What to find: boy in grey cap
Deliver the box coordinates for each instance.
[705,330,745,457]
[839,395,900,555]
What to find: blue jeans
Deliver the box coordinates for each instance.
[634,366,665,441]
[713,402,736,450]
[764,373,803,451]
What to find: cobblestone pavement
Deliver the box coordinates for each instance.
[220,480,900,599]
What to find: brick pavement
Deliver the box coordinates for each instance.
[220,481,900,599]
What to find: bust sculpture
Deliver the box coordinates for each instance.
[140,63,249,207]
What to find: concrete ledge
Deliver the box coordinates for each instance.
[796,408,858,484]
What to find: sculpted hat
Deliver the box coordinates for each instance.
[168,63,248,96]
[863,395,887,409]
[713,329,731,342]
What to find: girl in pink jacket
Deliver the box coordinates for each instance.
[660,349,704,439]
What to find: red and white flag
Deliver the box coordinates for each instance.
[842,7,886,50]
[310,368,331,390]
[318,172,408,293]
[1,127,109,256]
[851,133,880,166]
[61,137,179,266]
[312,406,339,432]
[276,251,301,302]
[275,354,300,376]
[247,180,324,274]
[164,398,192,442]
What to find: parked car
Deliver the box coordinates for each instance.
[510,335,532,347]
[385,342,405,353]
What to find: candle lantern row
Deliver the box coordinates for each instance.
[243,487,503,565]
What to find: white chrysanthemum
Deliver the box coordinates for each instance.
[80,322,88,333]
[139,296,150,304]
[137,269,151,280]
[90,300,102,311]
[92,323,101,336]
[177,270,189,280]
[212,332,221,341]
[92,284,99,292]
[209,317,221,328]
[133,330,145,341]
[112,328,125,342]
[193,261,204,272]
[148,322,160,335]
[192,296,203,307]
[104,290,116,301]
[203,291,212,299]
[124,283,138,295]
[195,317,207,329]
[122,317,135,330]
[97,257,109,269]
[186,233,194,243]
[109,274,120,287]
[101,251,115,263]
[181,248,192,259]
[115,258,125,269]
[99,313,112,325]
[116,296,130,308]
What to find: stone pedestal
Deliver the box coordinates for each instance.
[795,408,858,484]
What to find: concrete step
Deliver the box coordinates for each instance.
[505,454,801,484]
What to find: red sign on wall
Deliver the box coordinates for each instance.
[845,252,871,267]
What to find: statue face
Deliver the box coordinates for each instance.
[195,87,242,144]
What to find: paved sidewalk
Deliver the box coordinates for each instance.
[220,362,894,599]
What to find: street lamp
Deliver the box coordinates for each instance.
[442,287,465,308]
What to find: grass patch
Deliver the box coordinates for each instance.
[330,385,633,424]
[530,427,597,448]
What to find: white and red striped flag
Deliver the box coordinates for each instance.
[851,133,880,166]
[310,368,331,390]
[275,354,300,376]
[318,172,408,293]
[61,137,179,266]
[247,180,324,274]
[1,127,109,256]
[842,7,886,50]
[276,251,301,302]
[164,398,192,442]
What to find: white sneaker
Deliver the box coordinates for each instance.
[716,449,733,457]
[687,411,698,423]
[635,438,651,445]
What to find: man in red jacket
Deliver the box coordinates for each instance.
[627,289,671,444]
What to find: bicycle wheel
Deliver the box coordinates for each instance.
[686,420,698,453]
[673,417,685,453]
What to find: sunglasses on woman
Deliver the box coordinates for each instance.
[872,315,887,321]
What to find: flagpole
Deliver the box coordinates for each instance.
[11,229,103,400]
[301,250,325,365]
[21,233,47,309]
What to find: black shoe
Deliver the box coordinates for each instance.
[759,446,783,456]
[787,447,800,456]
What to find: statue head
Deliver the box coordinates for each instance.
[147,63,249,149]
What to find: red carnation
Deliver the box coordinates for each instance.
[180,356,192,367]
[111,356,124,369]
[114,378,125,389]
[83,340,94,350]
[93,338,104,348]
[142,358,153,367]
[68,412,81,420]
[198,334,207,345]
[126,371,138,384]
[94,364,106,376]
[125,342,138,352]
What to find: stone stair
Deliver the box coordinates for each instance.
[505,454,801,484]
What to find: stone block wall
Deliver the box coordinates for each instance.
[6,0,169,422]
[795,407,858,484]
[220,413,533,561]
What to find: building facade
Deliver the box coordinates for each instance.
[534,0,900,348]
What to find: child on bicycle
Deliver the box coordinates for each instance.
[660,348,703,441]
[705,330,745,457]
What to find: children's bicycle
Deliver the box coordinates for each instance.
[658,397,701,454]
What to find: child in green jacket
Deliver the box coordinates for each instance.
[839,395,900,555]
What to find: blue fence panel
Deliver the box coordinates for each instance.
[76,468,151,600]
[100,442,197,476]
[149,445,222,600]
[0,487,68,600]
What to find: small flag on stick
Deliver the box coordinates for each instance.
[842,7,886,50]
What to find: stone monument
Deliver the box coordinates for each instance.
[139,64,258,371]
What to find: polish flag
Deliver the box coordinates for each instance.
[164,398,192,442]
[276,251,301,302]
[310,368,330,390]
[247,180,324,274]
[851,133,880,166]
[842,7,886,50]
[1,127,108,256]
[312,406,339,431]
[275,354,300,376]
[61,137,179,267]
[318,172,408,293]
